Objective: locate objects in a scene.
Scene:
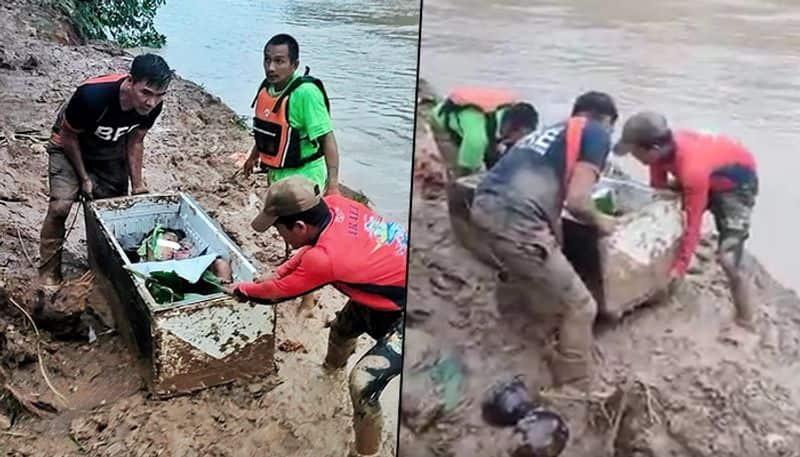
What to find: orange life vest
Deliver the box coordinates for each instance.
[563,116,588,188]
[250,67,330,169]
[446,86,518,113]
[438,87,519,165]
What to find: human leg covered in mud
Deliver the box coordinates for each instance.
[40,148,128,287]
[470,193,598,388]
[710,183,758,330]
[40,150,81,287]
[324,301,404,456]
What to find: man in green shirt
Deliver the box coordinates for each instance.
[243,33,341,314]
[426,87,538,178]
[243,33,340,195]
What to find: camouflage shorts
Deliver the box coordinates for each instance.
[709,182,757,238]
[709,182,757,267]
[330,301,404,412]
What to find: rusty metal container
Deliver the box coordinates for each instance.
[84,193,276,398]
[447,174,683,321]
[562,178,683,320]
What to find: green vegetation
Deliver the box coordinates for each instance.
[52,0,167,48]
[232,114,250,131]
[348,188,372,207]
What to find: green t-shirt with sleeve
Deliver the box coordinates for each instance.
[429,100,507,172]
[266,71,333,189]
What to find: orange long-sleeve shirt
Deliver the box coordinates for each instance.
[649,130,756,275]
[234,195,407,311]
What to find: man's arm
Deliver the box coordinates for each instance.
[274,246,311,279]
[243,143,259,178]
[232,247,333,303]
[671,179,709,276]
[297,84,338,194]
[650,162,669,189]
[564,122,617,235]
[320,131,340,195]
[59,89,98,199]
[252,246,311,283]
[565,162,616,235]
[59,122,93,199]
[127,128,148,194]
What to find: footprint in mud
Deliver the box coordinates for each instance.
[717,324,760,351]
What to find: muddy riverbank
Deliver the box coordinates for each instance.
[401,82,800,457]
[0,2,397,455]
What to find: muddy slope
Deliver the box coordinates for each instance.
[401,83,800,457]
[0,2,397,456]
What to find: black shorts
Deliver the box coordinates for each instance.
[330,300,403,341]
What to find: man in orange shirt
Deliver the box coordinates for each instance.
[614,112,758,332]
[224,176,406,457]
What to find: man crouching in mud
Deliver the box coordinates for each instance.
[468,92,620,388]
[418,79,539,178]
[223,176,406,457]
[613,112,759,337]
[39,54,172,287]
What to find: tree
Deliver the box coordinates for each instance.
[53,0,167,48]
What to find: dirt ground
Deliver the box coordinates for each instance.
[401,84,800,457]
[0,2,398,456]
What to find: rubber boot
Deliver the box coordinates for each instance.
[352,409,383,456]
[717,237,757,331]
[731,277,757,330]
[38,237,63,287]
[719,250,757,331]
[323,337,357,371]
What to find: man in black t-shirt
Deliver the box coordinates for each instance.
[39,53,173,286]
[470,92,620,388]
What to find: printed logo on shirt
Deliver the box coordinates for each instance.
[94,124,139,142]
[364,216,407,256]
[517,125,564,156]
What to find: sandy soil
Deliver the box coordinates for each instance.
[400,82,800,457]
[0,2,398,456]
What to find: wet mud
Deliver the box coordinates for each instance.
[0,2,397,455]
[402,82,800,457]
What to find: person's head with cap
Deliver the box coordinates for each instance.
[571,91,619,132]
[251,175,330,248]
[613,111,675,165]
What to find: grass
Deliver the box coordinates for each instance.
[350,190,371,206]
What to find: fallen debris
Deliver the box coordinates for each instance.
[278,340,307,353]
[7,297,69,407]
[33,270,94,340]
